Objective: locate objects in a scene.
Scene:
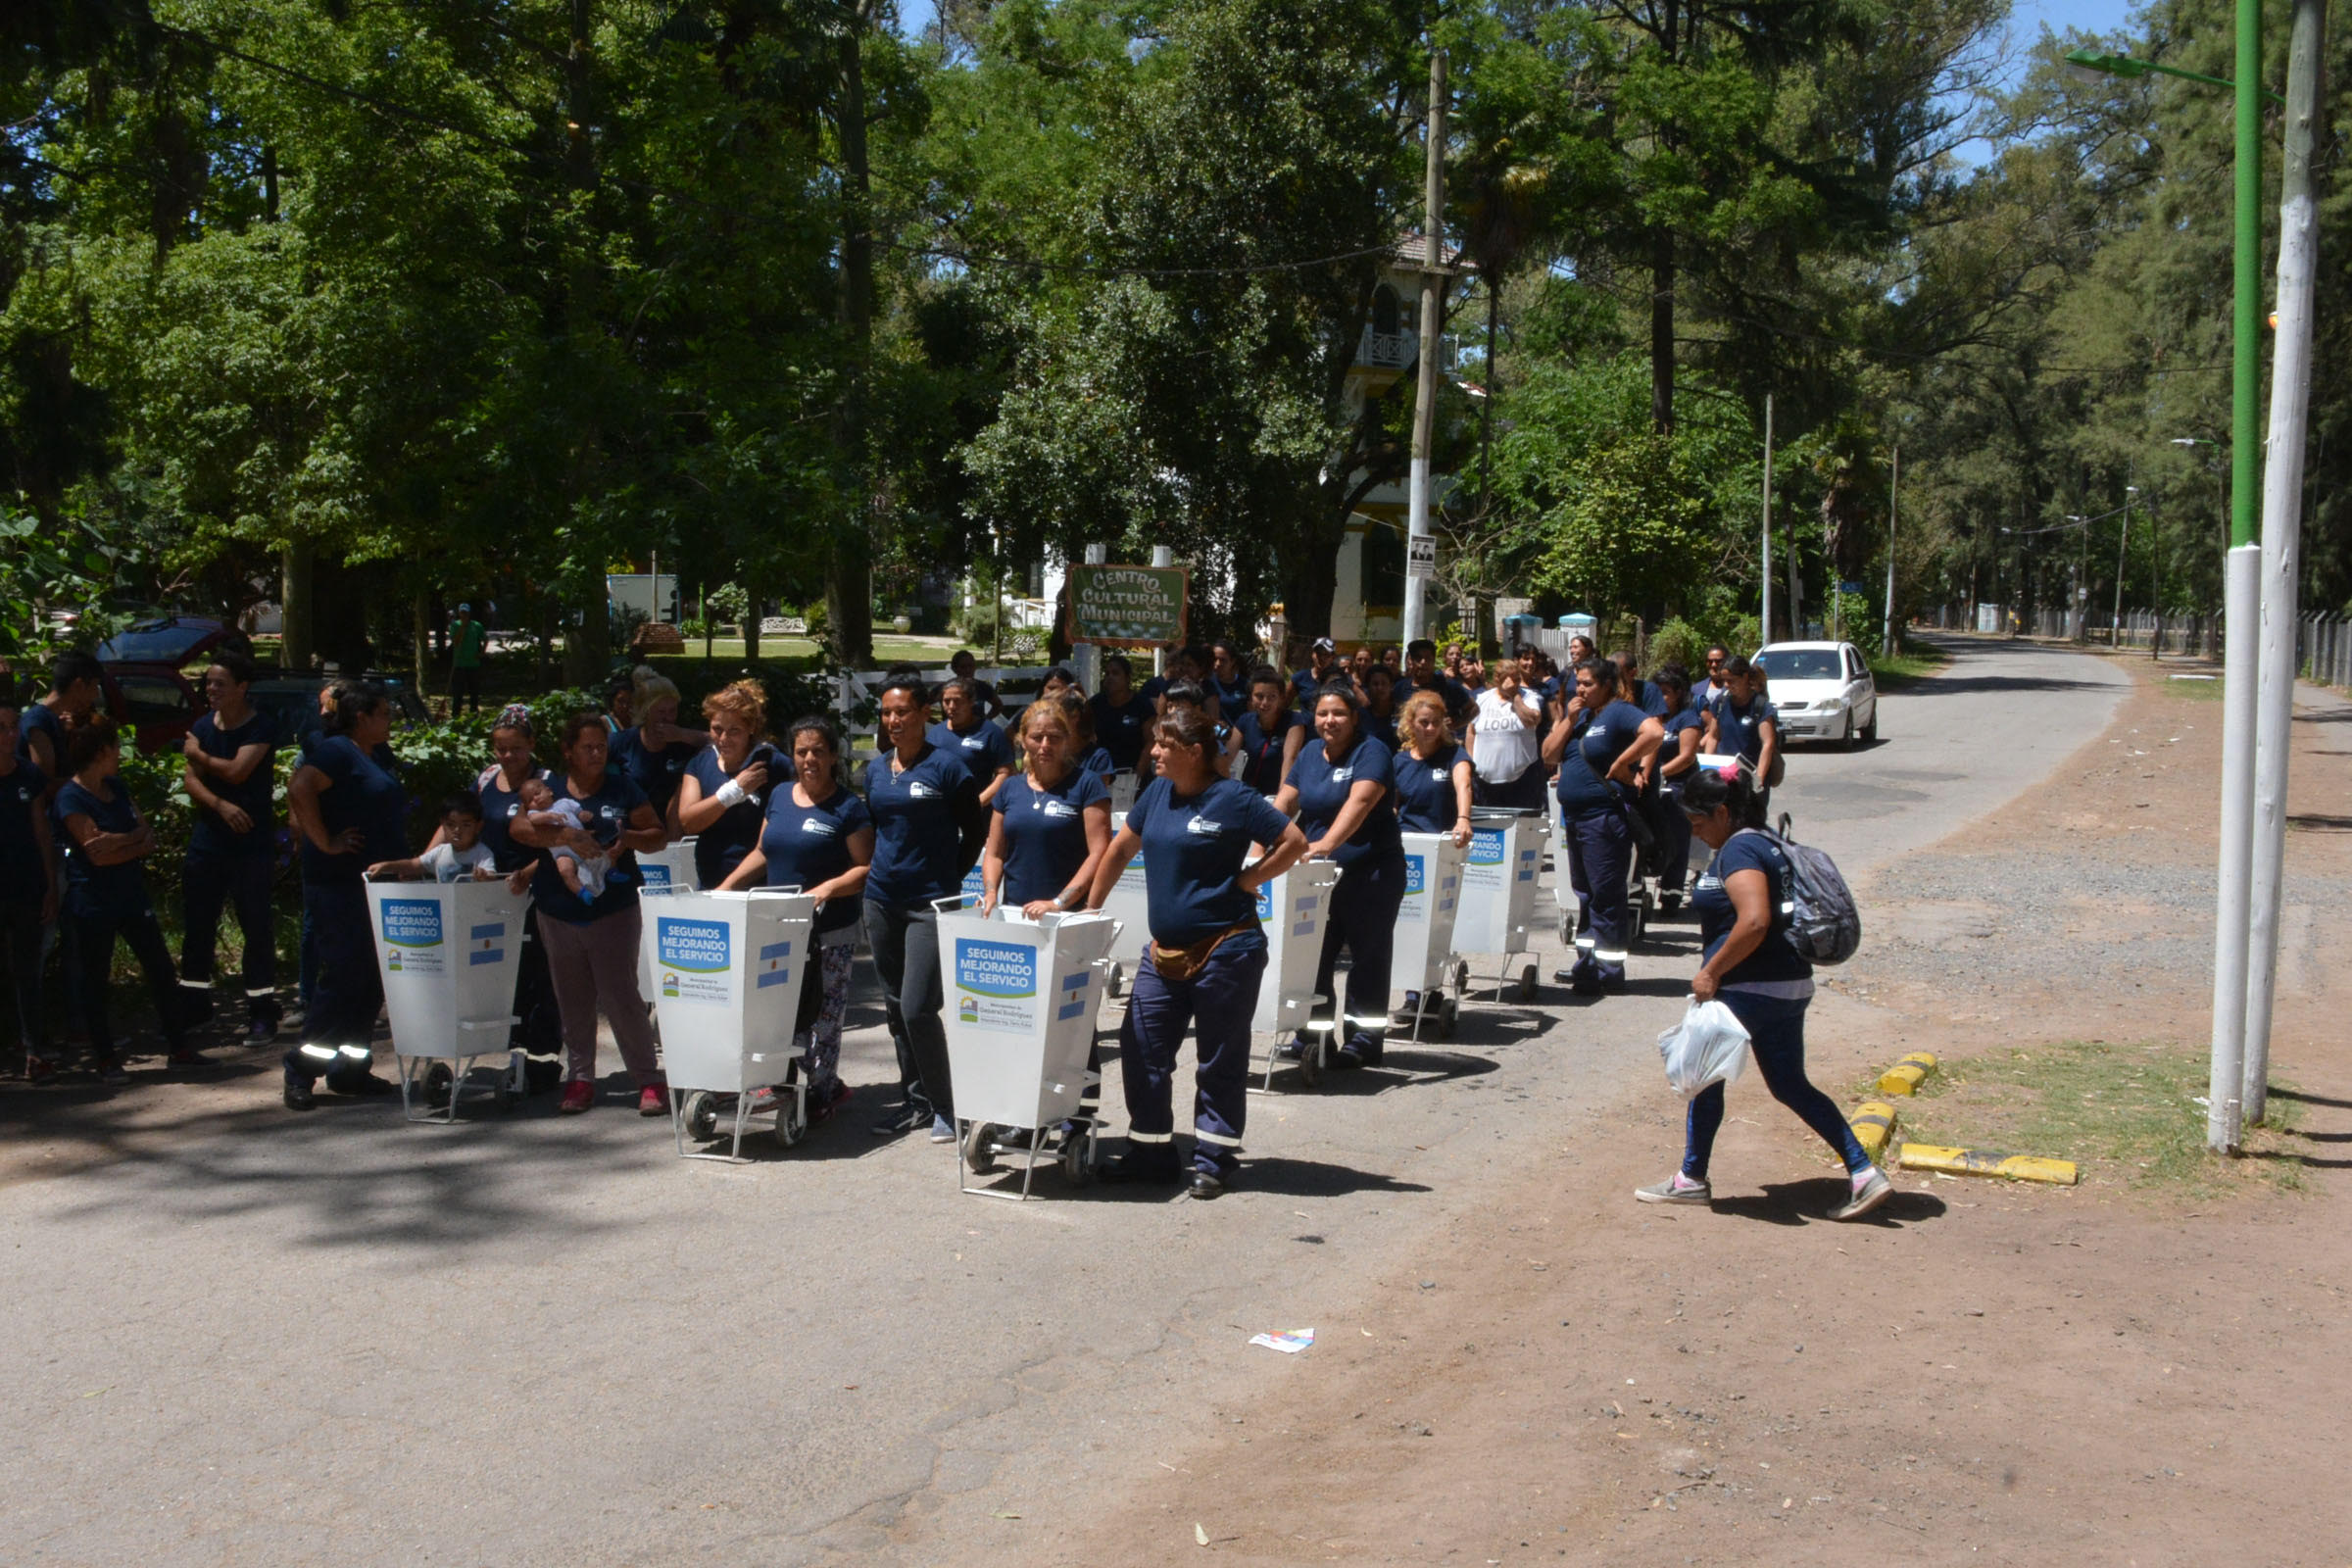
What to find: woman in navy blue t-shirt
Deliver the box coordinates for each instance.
[1273,685,1406,1067]
[1087,654,1157,775]
[1540,659,1663,995]
[862,674,984,1140]
[52,719,192,1082]
[1390,690,1474,842]
[1637,765,1888,1221]
[982,702,1111,915]
[1231,667,1304,797]
[671,678,787,888]
[1083,706,1306,1197]
[719,715,872,1119]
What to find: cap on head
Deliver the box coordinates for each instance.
[1312,637,1337,654]
[458,603,471,612]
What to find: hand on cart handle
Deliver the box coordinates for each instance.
[1450,817,1473,850]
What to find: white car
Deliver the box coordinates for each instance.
[1753,641,1879,748]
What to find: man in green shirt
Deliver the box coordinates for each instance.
[449,604,487,714]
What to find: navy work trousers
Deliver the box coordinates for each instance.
[1,896,41,1056]
[1682,992,1868,1181]
[180,849,278,1022]
[69,905,184,1061]
[1654,780,1694,896]
[1562,806,1633,981]
[296,880,382,1064]
[1118,930,1267,1178]
[1312,851,1406,1053]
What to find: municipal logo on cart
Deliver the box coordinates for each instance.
[954,938,1037,1034]
[656,917,732,1004]
[379,898,445,976]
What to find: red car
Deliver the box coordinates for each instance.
[93,616,249,752]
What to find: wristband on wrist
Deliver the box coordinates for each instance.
[715,779,749,808]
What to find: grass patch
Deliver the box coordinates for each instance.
[1859,1040,2307,1196]
[646,635,976,670]
[1870,644,1952,689]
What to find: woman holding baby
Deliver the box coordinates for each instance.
[510,710,670,1116]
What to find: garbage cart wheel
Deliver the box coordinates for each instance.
[1105,962,1125,999]
[1516,962,1539,1003]
[424,1062,455,1108]
[1061,1135,1095,1188]
[962,1120,1001,1175]
[774,1091,808,1151]
[681,1091,720,1143]
[1451,958,1470,998]
[1556,908,1574,945]
[1437,996,1459,1040]
[1296,1043,1322,1089]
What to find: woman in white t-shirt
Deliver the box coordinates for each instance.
[1466,659,1544,810]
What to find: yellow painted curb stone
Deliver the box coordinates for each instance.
[1899,1144,2079,1185]
[1877,1052,1939,1097]
[1847,1102,1899,1160]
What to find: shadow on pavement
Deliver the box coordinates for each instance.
[1706,1178,1947,1228]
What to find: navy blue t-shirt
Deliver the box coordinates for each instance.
[1286,732,1402,867]
[993,766,1108,906]
[1232,710,1300,796]
[863,743,980,906]
[302,736,409,883]
[927,718,1017,785]
[1694,830,1813,988]
[1089,692,1157,772]
[1630,679,1671,718]
[1126,775,1295,945]
[1391,743,1467,833]
[1708,693,1778,765]
[1359,705,1399,752]
[1402,674,1474,719]
[1207,671,1250,717]
[187,710,278,858]
[1078,745,1117,781]
[760,785,873,935]
[474,764,549,875]
[529,769,650,923]
[1556,700,1651,815]
[0,760,46,899]
[21,703,68,775]
[610,727,700,821]
[685,743,789,891]
[1659,705,1706,788]
[53,777,150,919]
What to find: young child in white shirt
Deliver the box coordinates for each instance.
[368,794,498,882]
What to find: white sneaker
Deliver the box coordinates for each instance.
[1831,1167,1892,1221]
[1634,1173,1712,1204]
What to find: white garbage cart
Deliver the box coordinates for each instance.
[640,889,818,1161]
[939,907,1122,1200]
[1108,770,1141,812]
[366,877,526,1123]
[1393,833,1468,1042]
[1098,809,1152,998]
[1452,808,1544,1002]
[1250,857,1343,1090]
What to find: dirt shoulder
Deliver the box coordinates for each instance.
[1049,654,2352,1566]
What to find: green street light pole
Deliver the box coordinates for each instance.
[2068,16,2265,1152]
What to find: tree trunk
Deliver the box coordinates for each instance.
[411,581,431,701]
[826,0,878,667]
[1649,226,1675,435]
[744,578,762,663]
[558,0,608,689]
[280,540,315,670]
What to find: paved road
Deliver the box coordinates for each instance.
[2,636,2129,1567]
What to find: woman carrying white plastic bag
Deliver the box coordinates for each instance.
[1656,998,1749,1098]
[1636,765,1891,1220]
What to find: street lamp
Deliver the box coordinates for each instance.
[2075,19,2265,1152]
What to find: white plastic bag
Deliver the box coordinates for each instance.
[1657,999,1751,1098]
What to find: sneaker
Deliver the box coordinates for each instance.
[558,1080,595,1115]
[248,1017,279,1046]
[1831,1167,1893,1222]
[282,1068,316,1111]
[870,1102,929,1138]
[928,1113,956,1144]
[24,1054,58,1085]
[167,1047,210,1069]
[637,1082,669,1116]
[1634,1172,1712,1205]
[96,1056,130,1087]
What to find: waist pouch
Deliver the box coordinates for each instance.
[1151,919,1258,984]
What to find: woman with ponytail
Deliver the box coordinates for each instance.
[1637,764,1889,1221]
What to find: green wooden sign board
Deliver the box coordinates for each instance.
[1064,564,1190,648]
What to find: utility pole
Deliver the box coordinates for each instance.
[1883,446,1899,655]
[2113,484,2135,644]
[2208,0,2266,1154]
[2243,0,2327,1131]
[1759,395,1774,646]
[1401,46,1446,648]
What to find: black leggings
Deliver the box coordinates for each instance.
[70,906,184,1060]
[862,900,952,1118]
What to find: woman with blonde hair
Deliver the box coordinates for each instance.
[982,699,1111,918]
[672,678,786,888]
[1391,690,1473,848]
[609,664,708,826]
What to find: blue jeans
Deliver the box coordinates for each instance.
[1119,930,1267,1178]
[1312,852,1406,1053]
[180,850,278,1022]
[1682,992,1868,1181]
[1561,806,1632,981]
